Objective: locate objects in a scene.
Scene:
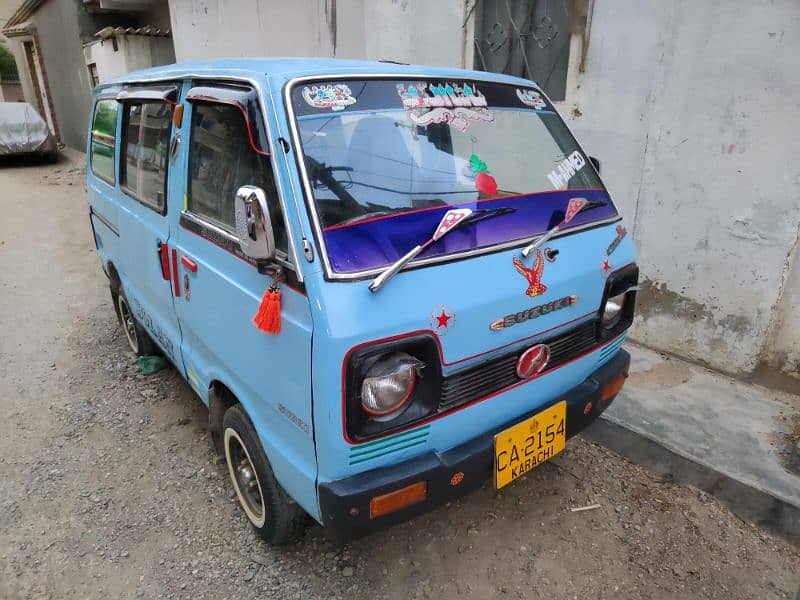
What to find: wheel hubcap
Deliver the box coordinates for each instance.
[118,296,138,353]
[225,429,265,526]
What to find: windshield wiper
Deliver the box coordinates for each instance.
[520,197,605,257]
[369,206,515,292]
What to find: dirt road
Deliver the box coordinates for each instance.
[1,153,798,599]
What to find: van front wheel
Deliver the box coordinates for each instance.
[222,404,307,544]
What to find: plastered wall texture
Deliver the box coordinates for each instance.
[165,0,800,378]
[563,0,800,377]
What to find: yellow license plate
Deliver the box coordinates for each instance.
[494,401,566,489]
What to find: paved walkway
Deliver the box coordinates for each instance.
[588,343,800,544]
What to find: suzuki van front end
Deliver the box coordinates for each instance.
[86,60,636,544]
[284,74,637,539]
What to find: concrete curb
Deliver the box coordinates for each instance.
[584,416,800,547]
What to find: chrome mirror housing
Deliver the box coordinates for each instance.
[234,185,275,261]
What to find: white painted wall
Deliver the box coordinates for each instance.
[84,35,175,83]
[559,0,800,375]
[167,0,468,66]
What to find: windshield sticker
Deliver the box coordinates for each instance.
[430,305,455,335]
[513,251,547,298]
[302,84,356,112]
[469,154,498,196]
[606,225,627,255]
[516,89,547,110]
[397,82,494,132]
[547,150,586,189]
[321,189,616,273]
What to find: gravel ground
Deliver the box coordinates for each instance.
[1,154,798,599]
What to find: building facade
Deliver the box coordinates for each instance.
[2,0,173,149]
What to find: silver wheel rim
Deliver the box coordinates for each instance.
[224,428,266,527]
[117,295,139,354]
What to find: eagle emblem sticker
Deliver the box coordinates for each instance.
[513,250,547,297]
[516,344,550,379]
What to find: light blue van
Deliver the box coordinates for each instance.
[86,58,637,543]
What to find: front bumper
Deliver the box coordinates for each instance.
[318,348,631,542]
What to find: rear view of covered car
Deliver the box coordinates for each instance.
[0,102,58,158]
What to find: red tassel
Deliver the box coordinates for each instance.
[253,285,281,334]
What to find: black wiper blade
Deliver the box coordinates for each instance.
[456,206,516,227]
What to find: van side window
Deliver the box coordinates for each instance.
[187,103,288,254]
[121,102,172,212]
[90,100,117,184]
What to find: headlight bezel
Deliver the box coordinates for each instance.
[344,334,442,442]
[597,263,638,341]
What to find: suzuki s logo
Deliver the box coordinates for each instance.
[516,344,550,379]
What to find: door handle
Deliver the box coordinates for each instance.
[158,241,170,281]
[181,255,198,273]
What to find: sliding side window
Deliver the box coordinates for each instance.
[120,102,173,213]
[90,99,118,184]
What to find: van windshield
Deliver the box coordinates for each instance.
[290,79,618,274]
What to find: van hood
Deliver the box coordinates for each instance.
[308,219,635,372]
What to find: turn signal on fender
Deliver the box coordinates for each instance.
[369,481,427,519]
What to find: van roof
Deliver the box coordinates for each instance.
[95,57,537,93]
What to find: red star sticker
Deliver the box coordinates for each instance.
[435,309,452,329]
[602,259,611,273]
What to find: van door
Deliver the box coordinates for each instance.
[167,82,317,515]
[114,86,182,364]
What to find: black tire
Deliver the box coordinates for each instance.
[110,285,159,357]
[222,404,307,544]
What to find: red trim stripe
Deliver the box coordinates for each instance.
[171,248,180,297]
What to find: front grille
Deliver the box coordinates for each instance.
[439,320,598,411]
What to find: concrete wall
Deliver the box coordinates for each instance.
[167,0,468,67]
[85,35,175,83]
[559,0,800,376]
[31,0,96,149]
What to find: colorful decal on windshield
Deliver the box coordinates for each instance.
[430,305,455,335]
[606,225,627,255]
[516,89,547,110]
[513,251,547,297]
[470,154,498,196]
[302,84,356,112]
[322,188,617,273]
[547,150,586,189]
[397,82,494,132]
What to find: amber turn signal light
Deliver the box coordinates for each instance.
[601,373,628,402]
[369,481,427,519]
[173,104,184,128]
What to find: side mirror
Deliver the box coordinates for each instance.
[589,156,601,174]
[234,185,275,262]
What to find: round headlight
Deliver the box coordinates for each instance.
[602,292,627,328]
[360,353,422,418]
